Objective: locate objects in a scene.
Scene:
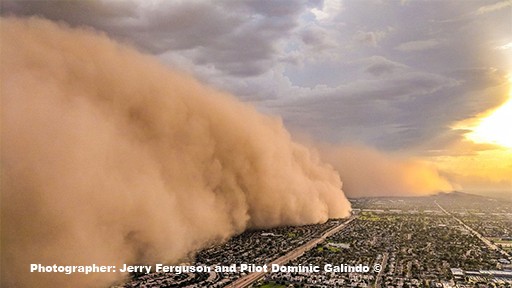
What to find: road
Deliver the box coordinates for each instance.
[225,215,357,288]
[374,252,388,288]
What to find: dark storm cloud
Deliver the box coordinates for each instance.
[1,0,314,77]
[280,0,510,152]
[274,62,509,151]
[378,72,510,151]
[268,71,460,145]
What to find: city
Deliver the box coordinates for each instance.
[114,192,512,288]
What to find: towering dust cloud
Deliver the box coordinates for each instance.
[0,17,351,288]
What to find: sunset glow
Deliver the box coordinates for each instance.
[465,97,512,149]
[456,80,512,150]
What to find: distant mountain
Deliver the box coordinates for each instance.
[431,190,512,202]
[431,191,482,198]
[349,190,511,200]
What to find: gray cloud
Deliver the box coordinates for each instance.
[300,24,338,52]
[361,56,407,76]
[0,0,313,77]
[352,30,386,47]
[449,67,509,91]
[275,62,509,152]
[473,0,512,15]
[270,71,460,146]
[395,39,442,52]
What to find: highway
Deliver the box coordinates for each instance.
[435,201,509,258]
[225,215,357,288]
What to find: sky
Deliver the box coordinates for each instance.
[2,0,511,196]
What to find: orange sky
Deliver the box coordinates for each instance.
[433,80,512,195]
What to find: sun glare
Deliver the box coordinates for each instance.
[464,95,512,149]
